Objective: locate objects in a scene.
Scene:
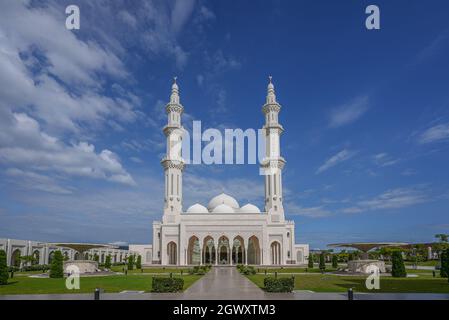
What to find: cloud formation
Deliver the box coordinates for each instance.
[316,149,356,174]
[329,96,369,128]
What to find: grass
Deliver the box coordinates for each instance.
[259,267,338,274]
[404,260,439,267]
[246,273,449,293]
[110,266,190,274]
[0,274,201,295]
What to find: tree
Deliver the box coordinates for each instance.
[319,253,325,271]
[435,234,449,243]
[307,253,314,268]
[136,255,142,269]
[332,255,338,268]
[391,251,407,278]
[440,249,449,278]
[20,255,37,267]
[49,251,64,278]
[0,250,8,285]
[93,253,99,263]
[127,255,134,270]
[105,255,112,269]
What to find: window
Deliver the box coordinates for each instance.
[158,232,160,239]
[287,232,290,238]
[287,250,290,258]
[157,251,160,258]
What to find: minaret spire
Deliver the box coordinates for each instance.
[261,76,286,221]
[161,77,185,220]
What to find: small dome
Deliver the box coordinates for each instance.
[207,193,239,211]
[186,203,208,214]
[212,204,235,213]
[240,203,261,213]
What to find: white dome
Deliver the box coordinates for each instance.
[240,203,261,213]
[207,193,239,211]
[212,204,235,213]
[186,203,208,214]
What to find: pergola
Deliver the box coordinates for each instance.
[328,242,408,259]
[49,243,118,261]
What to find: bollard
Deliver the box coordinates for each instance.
[432,270,436,278]
[170,272,173,278]
[181,270,183,276]
[10,270,14,279]
[275,271,278,279]
[347,288,354,300]
[264,269,267,275]
[94,288,100,300]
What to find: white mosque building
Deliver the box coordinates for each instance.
[130,78,309,266]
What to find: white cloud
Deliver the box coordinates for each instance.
[5,168,73,195]
[285,202,332,218]
[417,123,449,144]
[0,111,135,186]
[316,149,356,174]
[372,153,400,167]
[342,187,429,213]
[329,96,369,128]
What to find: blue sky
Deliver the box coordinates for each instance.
[1,0,449,249]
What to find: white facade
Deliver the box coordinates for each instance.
[0,238,132,267]
[141,78,309,266]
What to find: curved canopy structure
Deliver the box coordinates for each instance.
[49,243,118,258]
[328,242,409,253]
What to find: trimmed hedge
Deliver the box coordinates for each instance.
[0,250,8,285]
[152,277,184,292]
[49,251,64,278]
[237,265,256,275]
[188,265,211,275]
[264,277,295,292]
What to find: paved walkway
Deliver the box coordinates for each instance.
[1,267,448,300]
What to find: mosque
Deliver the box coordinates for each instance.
[130,78,309,266]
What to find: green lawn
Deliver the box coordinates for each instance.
[404,260,439,267]
[0,274,201,295]
[259,267,338,274]
[110,266,190,274]
[246,274,449,293]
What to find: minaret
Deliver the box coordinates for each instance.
[161,77,185,221]
[261,76,286,221]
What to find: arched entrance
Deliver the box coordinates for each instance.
[48,251,55,264]
[203,236,215,264]
[232,236,244,264]
[218,236,230,264]
[187,236,200,265]
[32,250,40,265]
[74,252,80,260]
[167,242,177,265]
[271,241,281,265]
[248,236,261,264]
[11,249,21,267]
[84,252,89,260]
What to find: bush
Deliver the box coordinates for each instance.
[49,251,64,278]
[127,255,134,270]
[104,255,112,269]
[308,254,313,268]
[0,250,8,285]
[21,264,49,272]
[332,255,338,268]
[264,277,294,292]
[441,249,449,278]
[152,277,184,292]
[391,251,407,278]
[136,255,142,269]
[319,253,325,271]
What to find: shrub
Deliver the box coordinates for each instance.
[49,251,64,278]
[391,251,407,278]
[104,255,112,269]
[264,277,294,292]
[441,249,449,278]
[308,254,313,268]
[0,250,8,285]
[319,253,325,271]
[127,255,134,270]
[332,255,338,268]
[136,255,142,269]
[22,264,49,272]
[152,277,184,292]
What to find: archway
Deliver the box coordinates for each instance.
[270,241,281,265]
[232,236,244,264]
[32,250,40,265]
[48,251,55,264]
[84,252,89,260]
[11,249,21,267]
[218,236,230,264]
[248,236,261,264]
[63,251,69,261]
[167,242,177,265]
[74,252,80,260]
[101,253,105,263]
[203,236,215,264]
[187,236,200,265]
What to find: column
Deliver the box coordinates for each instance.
[200,249,203,265]
[215,246,218,265]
